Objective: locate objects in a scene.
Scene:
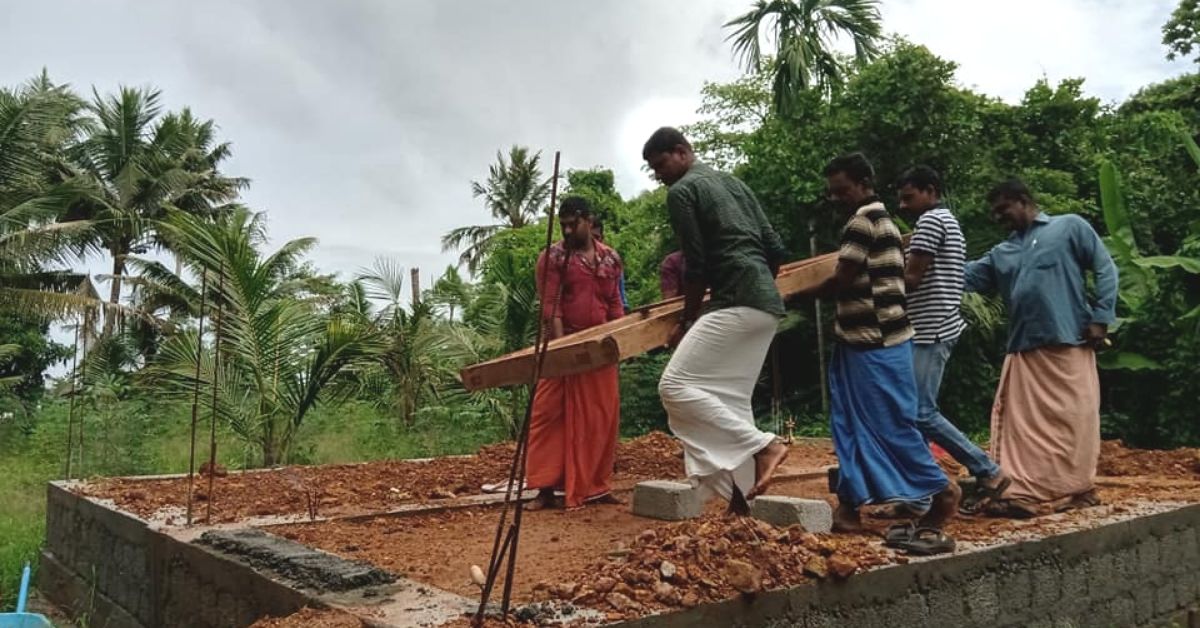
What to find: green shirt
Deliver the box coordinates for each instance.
[666,162,788,316]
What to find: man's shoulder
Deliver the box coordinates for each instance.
[595,241,622,264]
[918,206,960,227]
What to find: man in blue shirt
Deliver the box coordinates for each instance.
[964,179,1118,517]
[591,217,628,312]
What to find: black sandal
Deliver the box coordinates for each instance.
[960,475,1013,515]
[883,522,916,547]
[891,527,956,556]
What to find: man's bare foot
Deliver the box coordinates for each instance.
[748,440,790,498]
[832,503,864,533]
[524,489,557,511]
[918,481,962,528]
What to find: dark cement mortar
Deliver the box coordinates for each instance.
[198,528,395,593]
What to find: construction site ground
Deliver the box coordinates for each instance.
[74,434,1200,627]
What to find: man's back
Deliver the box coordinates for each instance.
[667,162,787,315]
[907,206,967,344]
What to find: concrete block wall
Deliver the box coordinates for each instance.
[41,482,311,628]
[621,504,1200,628]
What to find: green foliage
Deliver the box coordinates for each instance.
[1163,0,1200,63]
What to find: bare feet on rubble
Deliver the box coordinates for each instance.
[748,440,790,499]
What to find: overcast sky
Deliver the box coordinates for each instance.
[1,0,1191,285]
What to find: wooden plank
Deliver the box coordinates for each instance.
[459,247,856,391]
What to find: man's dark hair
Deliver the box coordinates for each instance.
[896,165,943,195]
[642,127,692,160]
[823,153,875,186]
[558,196,593,218]
[590,215,605,231]
[986,178,1035,205]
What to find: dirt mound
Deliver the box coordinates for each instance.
[1098,440,1200,478]
[79,432,686,523]
[249,607,362,628]
[536,514,891,622]
[614,431,684,478]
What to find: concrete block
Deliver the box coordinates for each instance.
[1032,564,1062,607]
[1137,539,1161,578]
[964,573,999,623]
[631,481,701,521]
[927,586,967,626]
[750,496,833,533]
[1104,595,1135,628]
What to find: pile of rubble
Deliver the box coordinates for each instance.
[534,514,892,621]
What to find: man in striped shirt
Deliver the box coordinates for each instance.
[896,166,1008,516]
[798,154,958,542]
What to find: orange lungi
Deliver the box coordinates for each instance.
[525,365,620,508]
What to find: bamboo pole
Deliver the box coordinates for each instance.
[62,322,80,480]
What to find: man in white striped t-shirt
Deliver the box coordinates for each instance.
[895,166,1008,516]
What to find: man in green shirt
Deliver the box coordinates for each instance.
[643,127,790,512]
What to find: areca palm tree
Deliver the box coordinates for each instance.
[64,86,247,335]
[147,209,382,466]
[725,0,883,112]
[441,146,551,273]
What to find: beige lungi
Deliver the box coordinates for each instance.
[991,345,1100,511]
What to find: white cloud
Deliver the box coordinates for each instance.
[0,0,1189,290]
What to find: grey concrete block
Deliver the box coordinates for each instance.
[1138,539,1161,577]
[965,573,999,623]
[879,593,928,626]
[928,586,967,626]
[997,568,1034,622]
[1104,595,1136,628]
[750,496,833,533]
[631,481,701,521]
[1156,580,1178,616]
[1032,564,1062,607]
[1134,586,1156,624]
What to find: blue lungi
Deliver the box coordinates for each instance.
[830,340,948,507]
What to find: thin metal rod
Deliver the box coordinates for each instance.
[63,322,80,480]
[771,343,782,436]
[206,263,225,523]
[475,150,561,625]
[186,269,209,525]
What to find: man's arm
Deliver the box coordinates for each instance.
[793,213,869,301]
[536,249,566,339]
[606,256,627,321]
[747,184,789,275]
[1073,216,1119,347]
[905,212,942,293]
[667,185,707,346]
[963,250,997,296]
[905,252,934,293]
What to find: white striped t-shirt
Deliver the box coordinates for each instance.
[906,206,967,344]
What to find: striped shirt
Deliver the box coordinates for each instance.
[907,206,967,344]
[835,200,914,348]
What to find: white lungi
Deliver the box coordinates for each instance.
[658,306,778,500]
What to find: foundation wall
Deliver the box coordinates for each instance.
[622,504,1200,628]
[42,477,1200,628]
[41,482,311,628]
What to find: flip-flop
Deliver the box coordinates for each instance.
[882,522,917,548]
[891,527,956,556]
[960,475,1013,515]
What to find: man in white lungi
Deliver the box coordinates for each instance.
[642,127,790,512]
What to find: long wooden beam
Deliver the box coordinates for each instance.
[459,251,840,391]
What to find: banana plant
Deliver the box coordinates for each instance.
[1096,131,1200,370]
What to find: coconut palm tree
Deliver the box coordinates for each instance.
[725,0,883,112]
[147,208,382,466]
[64,86,247,335]
[0,73,100,319]
[440,146,551,273]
